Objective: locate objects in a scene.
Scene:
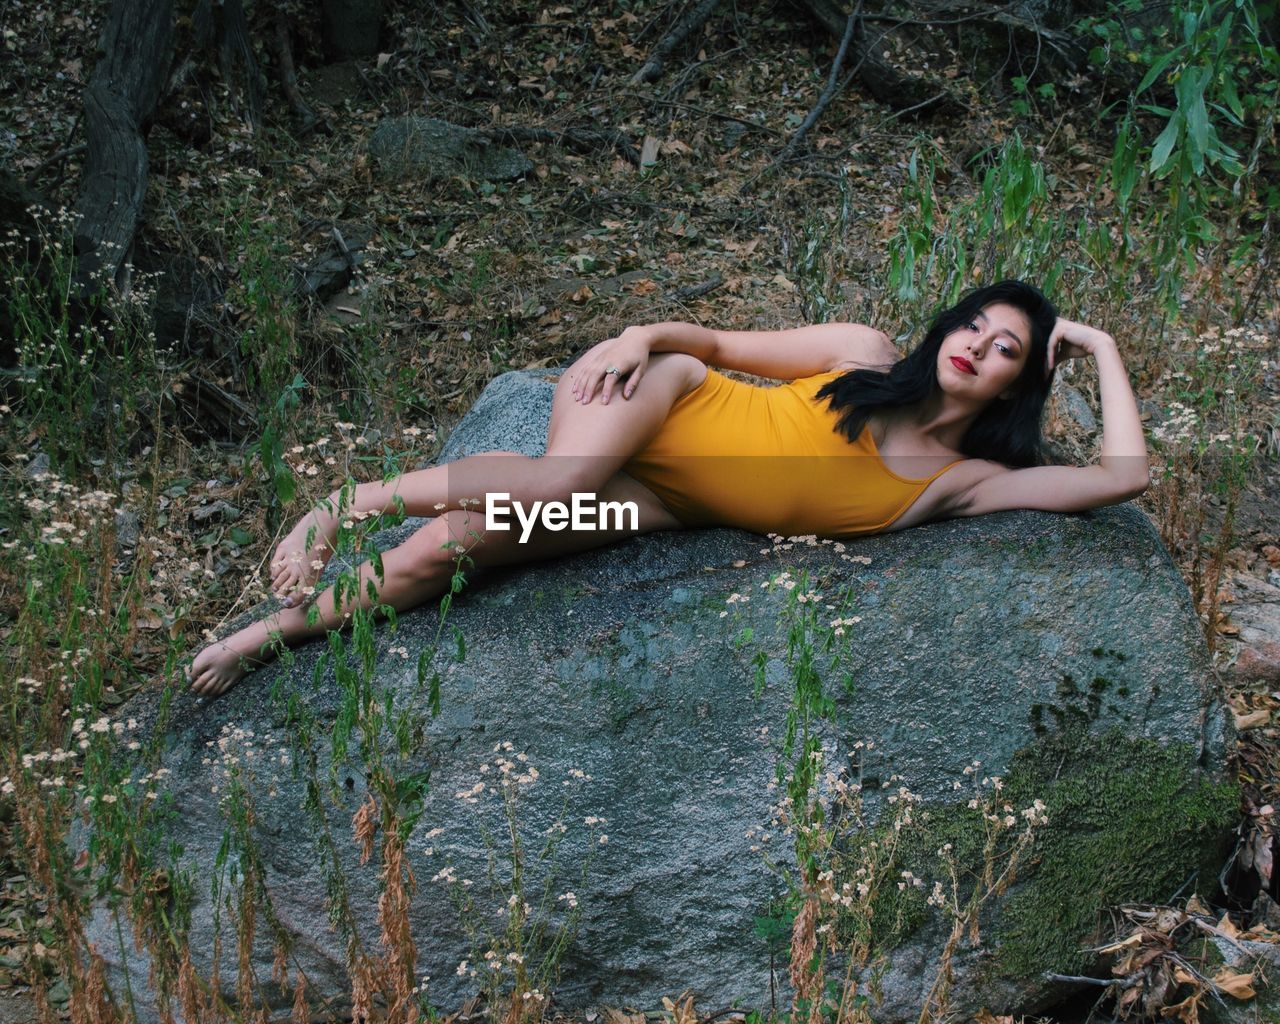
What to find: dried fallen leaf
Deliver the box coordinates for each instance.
[1101,930,1145,955]
[1252,829,1274,884]
[1234,708,1271,730]
[1211,968,1256,999]
[1147,962,1174,1009]
[1241,923,1280,942]
[1117,981,1144,1015]
[1160,990,1203,1024]
[1172,966,1199,987]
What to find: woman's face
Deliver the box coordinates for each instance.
[936,302,1034,404]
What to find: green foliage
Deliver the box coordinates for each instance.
[848,725,1236,979]
[1010,75,1058,119]
[737,546,1236,1022]
[231,211,301,408]
[1081,0,1280,313]
[435,746,599,1017]
[883,134,1072,332]
[1088,0,1277,178]
[0,208,166,473]
[788,173,857,324]
[258,373,306,510]
[758,568,856,877]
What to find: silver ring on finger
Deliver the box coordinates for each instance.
[605,366,620,376]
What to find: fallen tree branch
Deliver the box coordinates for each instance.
[672,273,724,302]
[875,86,957,123]
[292,223,370,302]
[793,0,993,115]
[24,142,88,186]
[1043,973,1116,988]
[775,2,862,165]
[488,125,641,166]
[630,0,723,85]
[623,93,785,138]
[331,226,359,278]
[990,10,1084,62]
[182,372,257,440]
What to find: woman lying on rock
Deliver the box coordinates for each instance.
[188,279,1149,696]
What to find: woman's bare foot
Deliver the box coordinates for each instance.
[270,504,340,607]
[188,621,278,696]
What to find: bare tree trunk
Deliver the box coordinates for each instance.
[71,0,174,296]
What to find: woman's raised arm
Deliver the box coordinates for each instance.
[950,319,1151,516]
[569,321,897,404]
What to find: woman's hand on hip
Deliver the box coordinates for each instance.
[569,325,655,404]
[1046,317,1117,378]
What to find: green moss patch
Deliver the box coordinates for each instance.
[837,726,1237,983]
[994,726,1237,977]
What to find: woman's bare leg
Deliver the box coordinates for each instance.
[269,450,523,606]
[189,472,681,696]
[191,354,704,694]
[268,353,706,605]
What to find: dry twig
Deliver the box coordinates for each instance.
[630,0,723,86]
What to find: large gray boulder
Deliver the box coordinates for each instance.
[83,370,1233,1022]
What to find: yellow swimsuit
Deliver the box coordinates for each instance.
[620,367,964,538]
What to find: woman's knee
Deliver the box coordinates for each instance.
[652,351,706,377]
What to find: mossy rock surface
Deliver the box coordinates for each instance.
[855,725,1237,1019]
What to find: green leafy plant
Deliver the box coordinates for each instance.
[882,134,1073,334]
[1082,0,1280,314]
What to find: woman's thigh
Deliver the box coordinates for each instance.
[431,470,684,571]
[545,352,707,463]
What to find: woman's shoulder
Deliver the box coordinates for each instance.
[829,332,901,373]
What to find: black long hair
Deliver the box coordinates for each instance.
[815,280,1059,467]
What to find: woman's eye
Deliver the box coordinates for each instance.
[966,321,978,330]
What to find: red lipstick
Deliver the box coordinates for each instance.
[950,356,977,375]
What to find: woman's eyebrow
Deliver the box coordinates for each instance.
[975,311,1025,350]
